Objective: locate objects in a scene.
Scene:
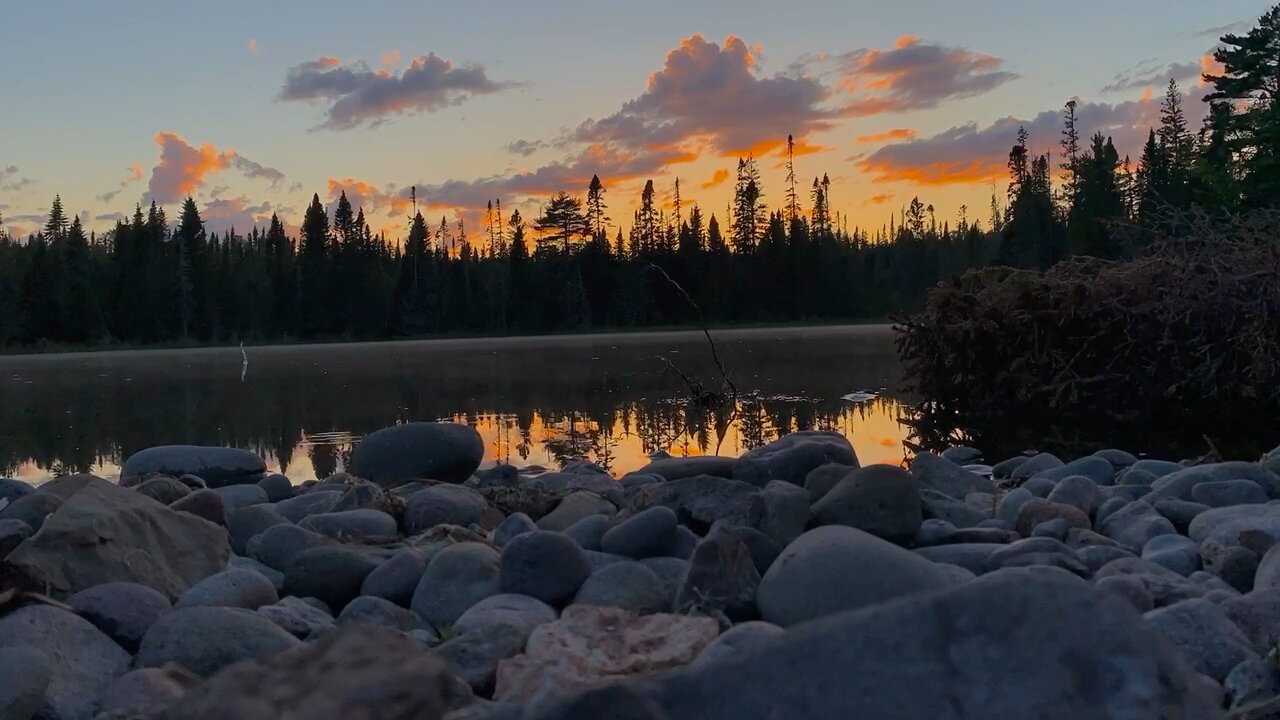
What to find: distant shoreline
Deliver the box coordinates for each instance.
[0,320,894,362]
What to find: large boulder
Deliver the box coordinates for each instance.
[810,464,922,544]
[0,492,62,533]
[412,542,502,630]
[246,523,334,572]
[403,485,489,534]
[627,475,762,533]
[5,477,229,600]
[272,490,341,523]
[121,445,266,488]
[756,526,957,627]
[501,530,591,605]
[1098,500,1177,552]
[601,506,678,559]
[0,606,132,720]
[299,509,399,540]
[734,431,858,488]
[361,548,430,607]
[157,627,453,719]
[1144,598,1259,682]
[574,561,671,614]
[694,621,786,667]
[349,421,484,486]
[284,546,383,613]
[454,593,558,639]
[542,569,1222,720]
[537,491,617,532]
[175,567,279,610]
[638,456,737,481]
[225,504,290,555]
[95,667,194,720]
[909,451,996,499]
[67,582,172,652]
[137,606,300,677]
[0,646,51,720]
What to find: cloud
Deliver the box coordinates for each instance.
[857,89,1191,186]
[326,177,412,220]
[1199,20,1252,37]
[0,165,34,192]
[201,195,278,234]
[863,193,895,206]
[248,38,259,54]
[574,34,836,158]
[96,163,144,203]
[507,139,546,157]
[279,53,516,130]
[95,212,126,222]
[145,132,286,204]
[836,35,1018,117]
[855,128,917,144]
[702,168,731,189]
[1100,60,1201,93]
[288,181,304,193]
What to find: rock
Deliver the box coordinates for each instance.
[0,646,50,720]
[601,507,678,559]
[358,551,427,608]
[1252,543,1280,592]
[0,491,61,532]
[619,473,663,492]
[330,481,388,513]
[734,431,859,488]
[6,478,229,600]
[1077,545,1136,575]
[0,518,32,557]
[809,464,922,545]
[1031,517,1071,540]
[995,487,1034,526]
[169,489,227,526]
[1146,467,1220,503]
[159,626,452,719]
[349,421,484,486]
[1101,484,1154,502]
[963,491,997,514]
[286,546,383,613]
[175,567,279,610]
[413,542,501,630]
[757,526,957,627]
[1119,468,1160,486]
[137,606,299,677]
[1029,456,1115,487]
[694,621,785,667]
[563,514,612,551]
[908,451,996,499]
[0,606,132,720]
[1224,656,1277,709]
[1013,498,1091,537]
[436,621,530,694]
[494,512,538,546]
[135,475,192,505]
[914,543,1005,575]
[65,581,172,654]
[226,504,290,555]
[1192,479,1268,508]
[1143,534,1201,577]
[941,446,983,464]
[537,491,617,532]
[1046,475,1102,516]
[121,445,266,488]
[1155,498,1211,534]
[272,490,341,523]
[1094,557,1208,608]
[1021,476,1057,497]
[1093,448,1138,468]
[336,595,429,632]
[991,455,1030,479]
[0,477,33,503]
[531,472,623,505]
[759,481,811,546]
[300,509,398,540]
[1221,588,1280,655]
[494,605,719,704]
[500,531,591,606]
[914,518,957,546]
[640,456,737,481]
[640,557,688,605]
[246,523,334,572]
[919,489,987,528]
[671,525,699,559]
[1144,598,1259,681]
[455,593,558,639]
[1064,527,1118,548]
[229,555,285,593]
[674,524,760,622]
[544,568,1220,720]
[1011,452,1064,481]
[628,475,761,534]
[404,484,489,534]
[1096,496,1129,525]
[256,473,293,502]
[96,666,194,719]
[586,550,629,572]
[1095,575,1155,612]
[1099,500,1177,552]
[985,537,1088,577]
[575,561,670,614]
[1131,459,1185,477]
[257,596,335,638]
[212,484,269,510]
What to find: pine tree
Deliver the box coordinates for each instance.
[43,195,70,242]
[535,193,588,254]
[731,156,766,251]
[1060,100,1081,208]
[785,134,800,223]
[298,193,330,336]
[1204,9,1280,206]
[636,180,660,254]
[586,175,609,238]
[1157,79,1194,209]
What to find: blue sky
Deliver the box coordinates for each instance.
[0,0,1270,240]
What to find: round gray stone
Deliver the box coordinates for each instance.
[601,506,678,559]
[361,548,430,607]
[0,606,132,720]
[67,581,172,653]
[137,606,299,676]
[500,530,591,605]
[337,595,430,632]
[299,509,399,540]
[412,542,501,630]
[284,546,383,612]
[175,567,280,610]
[573,561,670,614]
[403,485,488,534]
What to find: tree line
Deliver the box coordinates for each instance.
[1,10,1277,349]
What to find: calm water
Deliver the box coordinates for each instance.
[0,325,910,483]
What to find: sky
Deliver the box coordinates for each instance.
[0,0,1271,243]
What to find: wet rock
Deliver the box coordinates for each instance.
[501,530,591,606]
[0,606,131,720]
[121,445,266,488]
[601,506,678,559]
[1144,598,1259,681]
[563,514,612,551]
[757,526,957,627]
[810,464,922,545]
[169,489,228,526]
[909,451,996,499]
[6,478,229,600]
[360,548,429,607]
[403,484,488,534]
[257,596,335,639]
[246,523,334,572]
[300,508,399,540]
[537,491,617,532]
[494,511,538,547]
[349,421,484,487]
[175,567,279,610]
[412,542,502,630]
[1192,479,1268,508]
[159,626,452,719]
[285,546,383,613]
[494,605,719,704]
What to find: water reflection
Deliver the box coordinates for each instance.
[0,326,908,483]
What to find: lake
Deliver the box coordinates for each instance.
[0,325,909,483]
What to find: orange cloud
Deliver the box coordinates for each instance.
[863,193,896,206]
[702,168,730,189]
[248,38,259,54]
[145,132,286,204]
[855,128,917,144]
[327,177,412,218]
[1199,52,1225,84]
[836,38,1016,117]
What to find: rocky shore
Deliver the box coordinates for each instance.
[2,422,1279,718]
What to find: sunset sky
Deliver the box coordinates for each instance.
[1,0,1268,242]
